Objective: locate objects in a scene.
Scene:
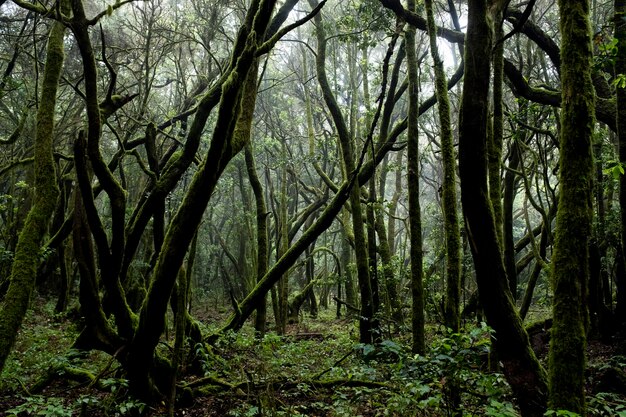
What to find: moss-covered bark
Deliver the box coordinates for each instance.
[548,0,594,413]
[615,0,626,328]
[406,0,425,355]
[489,17,505,252]
[276,159,289,335]
[520,222,549,321]
[374,208,404,325]
[424,0,461,332]
[458,1,548,415]
[340,228,357,311]
[244,142,268,336]
[309,0,375,344]
[503,128,523,302]
[72,140,123,354]
[0,1,66,372]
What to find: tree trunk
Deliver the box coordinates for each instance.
[276,154,289,335]
[341,228,357,311]
[374,209,404,326]
[424,0,461,333]
[309,0,375,343]
[548,0,594,413]
[615,0,626,329]
[458,1,548,415]
[0,1,65,372]
[489,16,505,251]
[127,0,274,399]
[406,0,425,355]
[519,223,549,321]
[245,142,269,336]
[503,128,523,302]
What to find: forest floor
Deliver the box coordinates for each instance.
[1,296,626,417]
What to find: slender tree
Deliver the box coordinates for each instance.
[406,0,425,355]
[424,0,461,332]
[308,0,375,344]
[615,0,626,328]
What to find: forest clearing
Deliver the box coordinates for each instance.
[2,0,626,415]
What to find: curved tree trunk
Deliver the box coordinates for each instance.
[458,1,548,415]
[127,1,277,399]
[245,142,269,336]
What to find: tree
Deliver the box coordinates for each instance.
[406,0,425,354]
[424,0,461,332]
[615,0,626,330]
[308,0,376,344]
[548,0,595,413]
[0,0,67,371]
[458,1,548,415]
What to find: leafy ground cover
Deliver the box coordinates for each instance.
[1,298,625,416]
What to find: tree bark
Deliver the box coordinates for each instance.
[615,0,626,329]
[548,0,594,413]
[0,0,66,372]
[458,1,548,415]
[245,142,269,336]
[405,0,425,355]
[424,0,461,332]
[127,0,276,399]
[309,0,375,344]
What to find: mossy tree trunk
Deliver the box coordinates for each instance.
[406,0,425,355]
[245,142,269,336]
[548,0,595,413]
[519,221,550,321]
[503,119,524,303]
[488,15,505,253]
[341,229,357,312]
[374,208,404,326]
[615,0,626,328]
[424,0,461,333]
[276,156,289,335]
[0,0,66,372]
[458,1,548,415]
[309,0,375,344]
[304,229,319,319]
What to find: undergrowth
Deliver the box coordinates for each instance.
[1,302,625,416]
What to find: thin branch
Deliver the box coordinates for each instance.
[256,0,327,56]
